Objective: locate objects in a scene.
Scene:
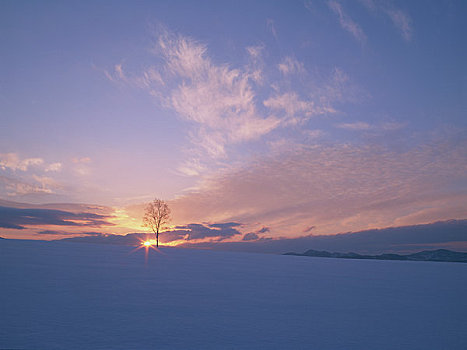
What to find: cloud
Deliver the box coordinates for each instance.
[337,122,372,130]
[60,232,145,245]
[278,56,306,76]
[161,222,243,242]
[105,28,361,178]
[380,122,406,131]
[264,92,332,126]
[327,1,367,44]
[45,162,62,172]
[209,222,242,229]
[336,121,406,131]
[0,154,66,198]
[151,30,280,158]
[37,230,103,235]
[304,0,313,12]
[243,226,270,241]
[257,226,270,234]
[304,130,325,140]
[0,206,114,230]
[359,0,413,41]
[385,8,412,41]
[358,0,377,12]
[69,157,92,176]
[242,232,259,241]
[0,153,44,171]
[114,64,125,80]
[54,220,467,254]
[0,175,54,197]
[170,131,467,237]
[179,220,467,254]
[245,45,265,85]
[103,63,127,82]
[177,157,207,177]
[246,45,263,60]
[56,221,244,245]
[72,157,91,164]
[315,67,366,106]
[266,18,278,39]
[31,175,61,191]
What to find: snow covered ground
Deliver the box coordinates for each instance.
[1,239,466,349]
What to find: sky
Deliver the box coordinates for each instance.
[1,0,466,246]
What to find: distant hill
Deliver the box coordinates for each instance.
[284,249,467,263]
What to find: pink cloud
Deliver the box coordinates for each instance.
[170,133,467,238]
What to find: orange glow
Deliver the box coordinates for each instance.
[161,239,185,247]
[140,239,184,247]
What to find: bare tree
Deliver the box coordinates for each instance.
[143,198,171,247]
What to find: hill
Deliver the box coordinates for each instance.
[285,249,467,263]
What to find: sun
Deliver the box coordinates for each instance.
[142,239,157,247]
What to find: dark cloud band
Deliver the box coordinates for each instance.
[0,206,114,230]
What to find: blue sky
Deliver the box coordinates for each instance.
[1,0,466,242]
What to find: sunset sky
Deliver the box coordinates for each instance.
[1,1,466,245]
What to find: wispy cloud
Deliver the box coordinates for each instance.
[358,0,377,12]
[359,0,413,41]
[304,129,325,140]
[103,63,127,82]
[72,157,91,164]
[336,122,372,130]
[246,45,263,60]
[278,56,306,76]
[380,121,406,131]
[266,18,278,39]
[318,67,366,105]
[71,156,92,176]
[154,30,280,158]
[336,121,406,131]
[177,157,206,177]
[104,28,367,178]
[304,0,314,12]
[327,1,367,44]
[385,7,412,41]
[264,92,330,126]
[245,45,264,85]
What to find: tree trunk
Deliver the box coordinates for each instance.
[156,230,159,247]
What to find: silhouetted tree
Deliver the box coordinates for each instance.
[143,198,171,247]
